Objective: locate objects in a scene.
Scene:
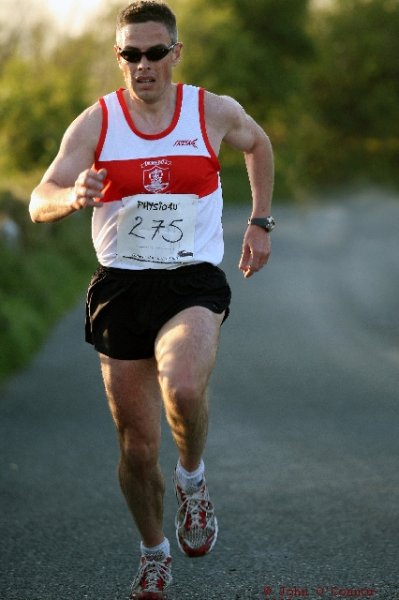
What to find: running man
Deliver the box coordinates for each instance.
[29,1,274,597]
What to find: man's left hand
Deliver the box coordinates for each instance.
[239,226,271,278]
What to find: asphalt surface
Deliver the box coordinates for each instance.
[1,194,399,600]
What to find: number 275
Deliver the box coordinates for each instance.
[129,216,184,243]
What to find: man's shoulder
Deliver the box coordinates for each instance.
[82,100,103,122]
[68,99,102,127]
[62,100,103,148]
[203,90,244,129]
[182,83,239,109]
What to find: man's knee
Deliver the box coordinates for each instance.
[119,430,160,474]
[159,371,207,421]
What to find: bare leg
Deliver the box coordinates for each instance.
[155,307,224,472]
[99,354,165,548]
[99,306,223,547]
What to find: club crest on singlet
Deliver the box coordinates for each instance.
[141,159,171,193]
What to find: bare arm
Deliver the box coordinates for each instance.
[205,93,274,278]
[29,103,107,223]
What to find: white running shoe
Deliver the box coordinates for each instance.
[130,551,172,599]
[173,471,218,557]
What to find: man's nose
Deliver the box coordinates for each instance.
[137,55,151,68]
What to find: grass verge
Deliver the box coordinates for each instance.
[0,186,96,385]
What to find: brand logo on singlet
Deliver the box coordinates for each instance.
[173,138,198,149]
[141,159,172,193]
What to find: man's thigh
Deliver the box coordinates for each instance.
[99,354,162,441]
[155,306,225,393]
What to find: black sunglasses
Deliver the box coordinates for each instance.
[117,43,177,63]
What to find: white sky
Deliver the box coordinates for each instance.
[41,0,104,33]
[0,0,105,35]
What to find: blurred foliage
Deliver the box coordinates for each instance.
[0,182,96,384]
[304,0,399,191]
[176,0,313,119]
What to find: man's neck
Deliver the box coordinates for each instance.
[124,84,178,135]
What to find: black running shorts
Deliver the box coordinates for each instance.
[85,262,232,360]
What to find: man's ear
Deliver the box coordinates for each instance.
[114,45,123,69]
[172,42,183,67]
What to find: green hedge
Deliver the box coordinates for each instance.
[0,189,96,384]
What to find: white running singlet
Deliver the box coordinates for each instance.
[92,84,224,270]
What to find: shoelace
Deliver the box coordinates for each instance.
[133,556,170,591]
[177,486,214,529]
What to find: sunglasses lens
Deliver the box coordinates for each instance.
[146,47,169,61]
[120,49,141,62]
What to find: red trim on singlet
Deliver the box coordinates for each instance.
[116,84,183,140]
[95,97,108,162]
[199,87,221,171]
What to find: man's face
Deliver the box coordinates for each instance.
[115,21,181,103]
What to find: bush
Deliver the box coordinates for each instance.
[0,188,96,384]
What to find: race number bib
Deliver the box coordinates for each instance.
[117,194,199,268]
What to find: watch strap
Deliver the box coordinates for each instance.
[247,216,276,231]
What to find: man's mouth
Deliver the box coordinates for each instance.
[136,76,155,84]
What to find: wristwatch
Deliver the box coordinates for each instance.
[247,216,276,232]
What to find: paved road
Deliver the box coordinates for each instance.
[1,195,399,600]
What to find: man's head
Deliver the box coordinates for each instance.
[114,1,182,104]
[116,1,178,45]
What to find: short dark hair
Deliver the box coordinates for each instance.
[116,1,178,43]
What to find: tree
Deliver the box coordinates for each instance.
[176,0,313,124]
[306,0,399,188]
[0,27,94,172]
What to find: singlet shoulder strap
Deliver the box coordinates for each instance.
[94,96,109,161]
[198,87,220,169]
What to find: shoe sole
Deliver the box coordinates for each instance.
[130,592,168,599]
